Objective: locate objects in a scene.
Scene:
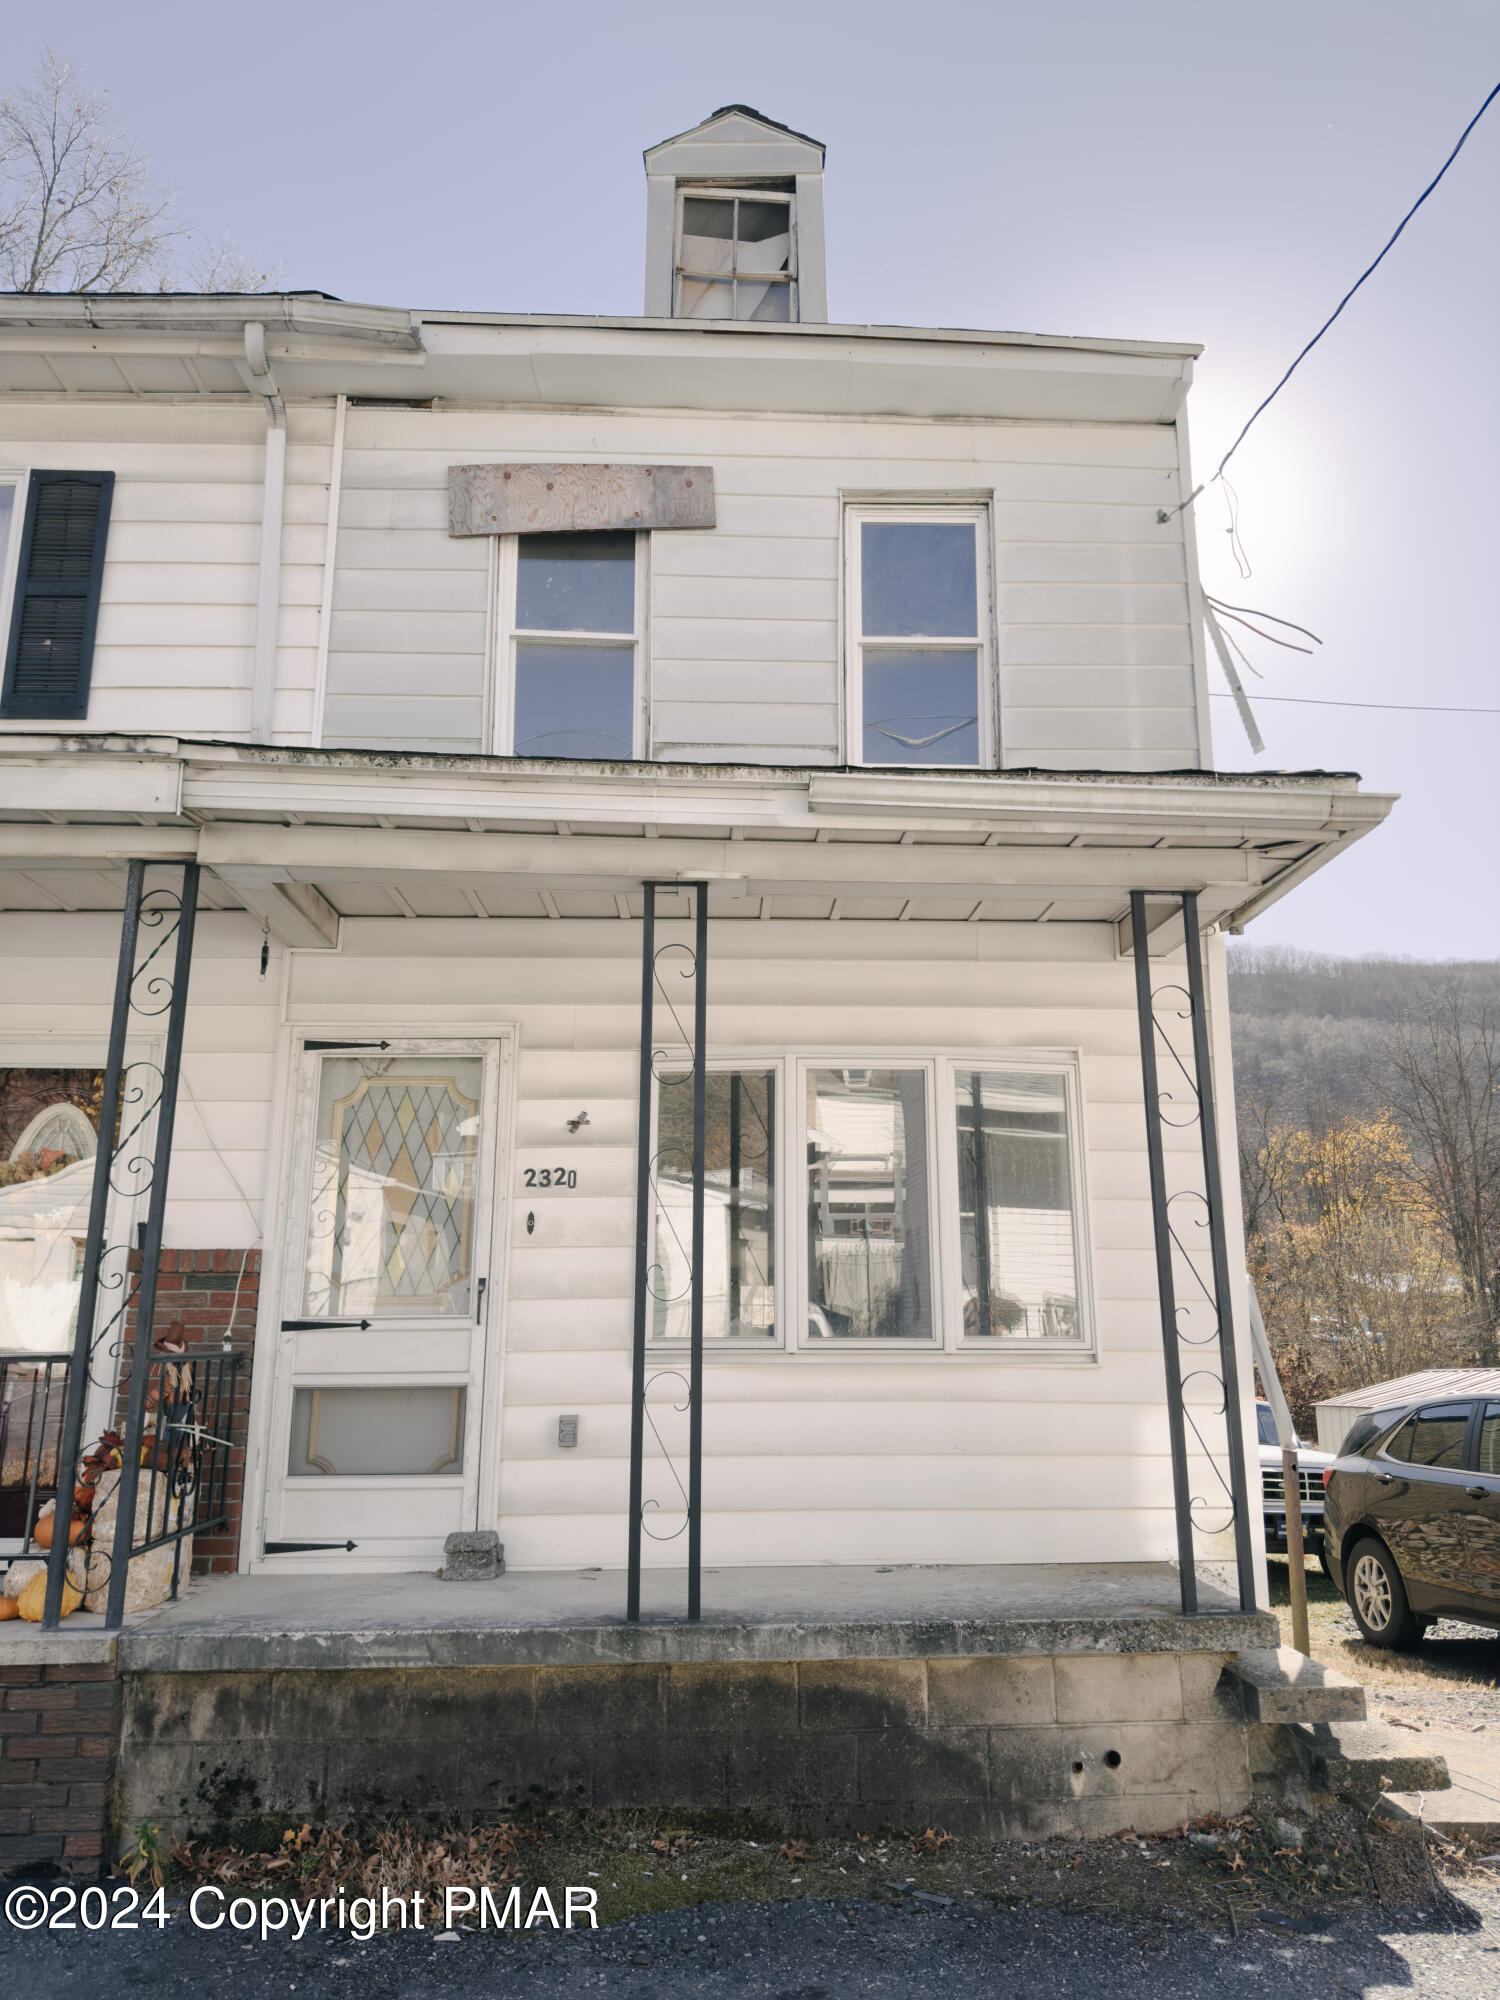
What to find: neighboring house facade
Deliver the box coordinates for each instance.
[0,107,1393,1608]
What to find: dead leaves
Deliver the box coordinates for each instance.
[908,1827,953,1856]
[165,1819,538,1899]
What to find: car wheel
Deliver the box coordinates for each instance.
[1345,1537,1424,1650]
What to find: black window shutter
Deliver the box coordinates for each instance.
[1,470,115,720]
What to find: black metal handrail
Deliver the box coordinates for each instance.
[114,1350,242,1604]
[0,1356,69,1554]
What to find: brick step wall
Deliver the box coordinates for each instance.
[0,1652,120,1878]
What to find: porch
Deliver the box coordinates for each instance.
[7,1560,1291,1852]
[16,1558,1277,1667]
[0,744,1396,1650]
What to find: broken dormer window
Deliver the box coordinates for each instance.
[676,189,795,322]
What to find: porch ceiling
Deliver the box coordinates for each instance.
[0,737,1395,944]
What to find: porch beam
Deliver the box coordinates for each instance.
[192,822,1265,894]
[208,866,341,949]
[0,826,198,861]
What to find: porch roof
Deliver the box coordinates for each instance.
[0,1562,1278,1672]
[0,736,1394,944]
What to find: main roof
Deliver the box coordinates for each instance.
[0,291,1200,423]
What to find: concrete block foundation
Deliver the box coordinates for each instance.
[116,1649,1257,1843]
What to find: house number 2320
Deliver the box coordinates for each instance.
[523,1167,578,1189]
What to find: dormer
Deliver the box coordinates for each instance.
[643,105,827,323]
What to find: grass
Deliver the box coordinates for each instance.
[1267,1556,1500,1701]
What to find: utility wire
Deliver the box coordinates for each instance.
[1163,78,1500,522]
[1209,692,1500,715]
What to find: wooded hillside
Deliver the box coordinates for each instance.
[1227,947,1500,1423]
[1228,947,1500,1127]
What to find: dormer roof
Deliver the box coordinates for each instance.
[644,104,825,179]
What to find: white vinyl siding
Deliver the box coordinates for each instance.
[0,403,335,741]
[0,394,1201,768]
[318,406,1199,771]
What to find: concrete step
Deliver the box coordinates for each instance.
[1290,1720,1451,1801]
[1221,1647,1366,1725]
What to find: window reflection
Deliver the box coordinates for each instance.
[805,1069,933,1340]
[857,519,982,767]
[653,1070,776,1340]
[955,1069,1080,1340]
[513,532,637,762]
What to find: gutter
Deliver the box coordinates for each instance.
[240,324,285,745]
[0,293,423,349]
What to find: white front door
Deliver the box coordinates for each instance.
[261,1038,505,1568]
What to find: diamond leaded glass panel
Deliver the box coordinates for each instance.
[302,1057,482,1319]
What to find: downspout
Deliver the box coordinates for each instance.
[242,323,286,744]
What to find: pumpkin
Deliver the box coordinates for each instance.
[31,1504,86,1551]
[0,1597,18,1621]
[17,1569,82,1621]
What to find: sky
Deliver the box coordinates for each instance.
[22,1,1500,959]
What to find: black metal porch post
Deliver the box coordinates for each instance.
[1129,890,1199,1615]
[103,863,200,1629]
[626,884,657,1622]
[686,881,708,1621]
[1180,891,1258,1612]
[41,861,144,1628]
[626,882,708,1623]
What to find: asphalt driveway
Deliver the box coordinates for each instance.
[6,1886,1500,2000]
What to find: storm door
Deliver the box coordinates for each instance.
[261,1040,504,1566]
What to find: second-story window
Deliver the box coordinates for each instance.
[499,531,645,761]
[676,189,796,322]
[845,506,992,767]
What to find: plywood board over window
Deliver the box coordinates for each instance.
[449,463,715,538]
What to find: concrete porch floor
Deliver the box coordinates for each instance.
[5,1561,1278,1670]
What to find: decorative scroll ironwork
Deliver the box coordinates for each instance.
[628,882,708,1621]
[43,860,202,1629]
[1129,889,1256,1616]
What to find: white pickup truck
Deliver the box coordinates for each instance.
[1256,1399,1335,1576]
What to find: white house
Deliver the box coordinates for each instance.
[0,107,1403,1859]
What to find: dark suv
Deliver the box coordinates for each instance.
[1324,1397,1500,1648]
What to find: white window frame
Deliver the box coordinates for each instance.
[642,1048,1095,1361]
[935,1053,1094,1357]
[491,530,648,760]
[843,503,995,770]
[674,185,798,323]
[647,1054,788,1353]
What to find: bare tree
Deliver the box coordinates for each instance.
[184,231,285,295]
[1237,1086,1292,1243]
[1377,981,1500,1358]
[0,50,179,292]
